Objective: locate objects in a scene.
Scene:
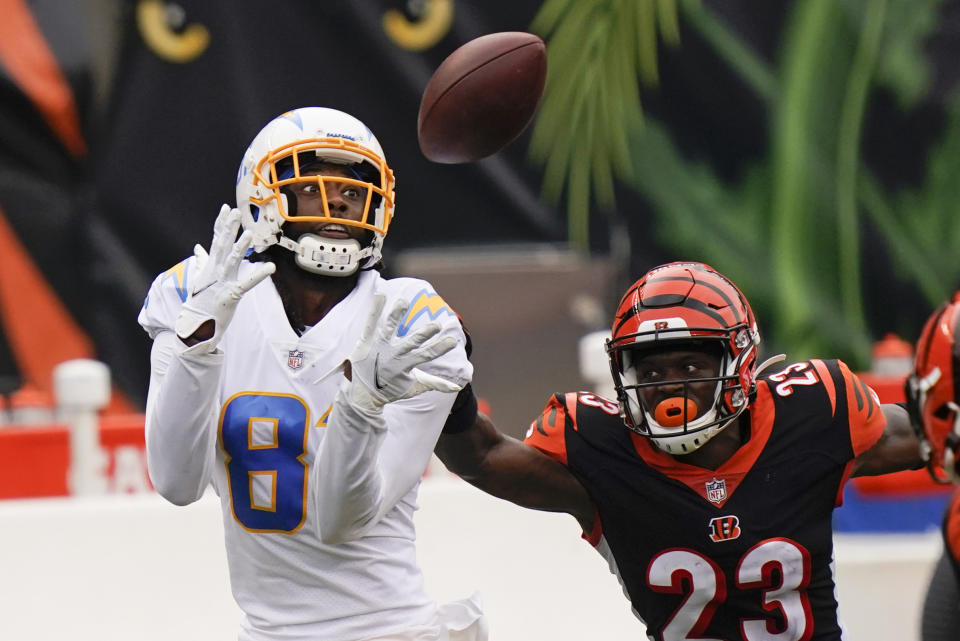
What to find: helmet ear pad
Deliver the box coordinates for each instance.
[721,336,756,414]
[279,187,297,217]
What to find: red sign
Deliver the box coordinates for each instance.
[0,414,151,499]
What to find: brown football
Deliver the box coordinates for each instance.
[418,32,547,164]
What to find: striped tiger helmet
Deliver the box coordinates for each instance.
[606,262,761,454]
[906,293,960,483]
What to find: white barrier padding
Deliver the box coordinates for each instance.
[0,479,941,641]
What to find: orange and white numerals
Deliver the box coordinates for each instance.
[767,363,819,397]
[737,539,813,641]
[579,393,620,416]
[647,539,813,641]
[648,550,726,641]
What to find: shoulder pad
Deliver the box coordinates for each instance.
[390,279,459,337]
[137,256,196,338]
[378,278,470,386]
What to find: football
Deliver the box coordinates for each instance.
[417,31,547,164]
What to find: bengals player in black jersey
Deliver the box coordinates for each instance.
[437,261,924,641]
[906,293,960,641]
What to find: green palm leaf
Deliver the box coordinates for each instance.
[530,0,681,250]
[530,0,955,368]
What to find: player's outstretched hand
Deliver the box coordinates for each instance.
[175,204,275,353]
[345,294,462,411]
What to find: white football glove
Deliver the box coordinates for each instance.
[175,204,275,354]
[345,294,463,411]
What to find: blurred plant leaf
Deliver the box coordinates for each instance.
[867,94,960,300]
[677,0,776,101]
[626,121,770,290]
[532,0,954,368]
[835,0,887,346]
[529,0,681,250]
[625,116,876,360]
[869,0,943,109]
[647,0,950,365]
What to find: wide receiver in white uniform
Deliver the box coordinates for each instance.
[139,107,485,641]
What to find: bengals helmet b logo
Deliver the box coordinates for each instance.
[708,515,741,542]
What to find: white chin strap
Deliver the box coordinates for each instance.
[277,233,373,277]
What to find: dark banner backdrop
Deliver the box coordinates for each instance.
[0,1,581,406]
[3,0,958,410]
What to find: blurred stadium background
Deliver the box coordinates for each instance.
[2,1,960,639]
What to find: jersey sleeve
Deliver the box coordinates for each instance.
[835,359,887,457]
[138,254,223,505]
[137,256,196,338]
[143,333,222,504]
[523,392,578,466]
[314,278,469,543]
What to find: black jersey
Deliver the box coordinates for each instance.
[923,490,960,641]
[524,359,886,641]
[943,490,960,573]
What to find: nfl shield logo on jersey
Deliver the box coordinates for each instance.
[705,478,726,504]
[287,349,304,370]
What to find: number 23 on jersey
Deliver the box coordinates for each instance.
[649,538,812,641]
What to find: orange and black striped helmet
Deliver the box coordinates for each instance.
[606,262,761,453]
[906,292,960,482]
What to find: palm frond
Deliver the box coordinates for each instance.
[871,0,942,108]
[530,0,955,368]
[529,0,680,251]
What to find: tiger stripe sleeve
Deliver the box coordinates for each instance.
[523,393,576,466]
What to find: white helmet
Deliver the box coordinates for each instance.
[235,107,396,276]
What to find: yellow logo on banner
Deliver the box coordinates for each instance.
[382,0,453,51]
[137,0,210,63]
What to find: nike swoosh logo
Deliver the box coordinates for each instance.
[373,353,386,390]
[191,280,214,297]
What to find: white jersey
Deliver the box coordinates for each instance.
[138,258,472,641]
